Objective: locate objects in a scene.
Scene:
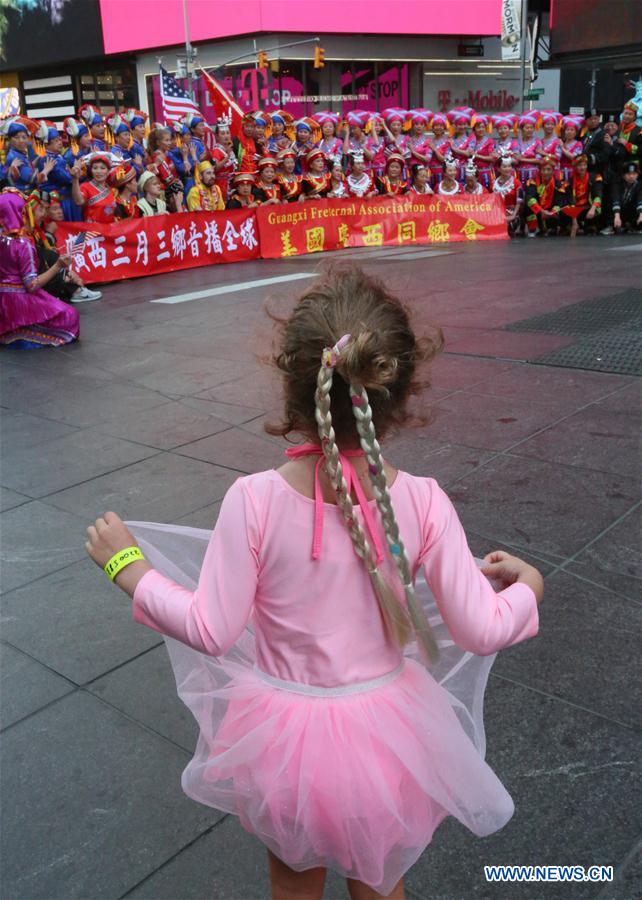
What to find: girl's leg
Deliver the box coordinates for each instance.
[267,849,326,900]
[347,876,405,900]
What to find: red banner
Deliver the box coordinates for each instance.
[55,209,260,284]
[256,194,508,259]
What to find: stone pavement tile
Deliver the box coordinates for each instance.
[419,391,565,452]
[0,486,29,512]
[0,409,77,452]
[133,356,253,397]
[179,396,265,425]
[445,330,575,360]
[126,815,349,900]
[1,429,157,498]
[176,500,223,530]
[0,501,87,593]
[511,405,640,479]
[599,841,642,900]
[494,570,642,728]
[448,455,640,559]
[424,355,514,391]
[89,644,198,753]
[566,505,641,603]
[196,371,283,411]
[0,692,219,900]
[592,381,641,415]
[0,343,117,382]
[1,367,167,428]
[45,453,238,521]
[88,401,233,451]
[405,680,641,899]
[386,433,495,486]
[239,413,294,446]
[176,427,285,474]
[463,365,633,415]
[1,559,162,684]
[0,643,74,729]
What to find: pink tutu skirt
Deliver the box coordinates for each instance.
[130,522,514,895]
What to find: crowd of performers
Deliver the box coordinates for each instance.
[1,101,641,238]
[1,100,641,348]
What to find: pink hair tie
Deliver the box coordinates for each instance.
[321,333,352,368]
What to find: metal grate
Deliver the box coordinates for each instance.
[504,289,642,375]
[505,289,642,336]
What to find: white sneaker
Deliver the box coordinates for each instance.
[599,226,614,235]
[71,286,102,303]
[527,229,538,238]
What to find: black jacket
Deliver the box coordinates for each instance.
[612,178,642,217]
[582,127,608,174]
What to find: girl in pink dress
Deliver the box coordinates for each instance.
[428,113,452,187]
[560,116,585,182]
[492,114,519,170]
[85,268,543,899]
[405,110,433,175]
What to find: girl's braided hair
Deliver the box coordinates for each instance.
[266,265,444,662]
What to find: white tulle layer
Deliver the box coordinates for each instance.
[130,522,514,895]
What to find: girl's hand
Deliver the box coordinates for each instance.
[481,550,544,603]
[86,512,151,596]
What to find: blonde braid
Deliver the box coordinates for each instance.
[315,343,412,648]
[350,382,440,664]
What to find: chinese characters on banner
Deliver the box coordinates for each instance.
[56,209,261,284]
[257,195,508,259]
[56,197,506,284]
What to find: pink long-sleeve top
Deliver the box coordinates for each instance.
[133,470,539,687]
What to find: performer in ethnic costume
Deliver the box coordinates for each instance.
[233,114,260,174]
[254,157,282,205]
[463,160,487,195]
[186,162,225,211]
[438,156,462,196]
[346,150,377,198]
[561,154,603,237]
[34,121,76,221]
[276,149,302,203]
[71,152,116,223]
[266,111,294,154]
[492,114,518,169]
[468,114,495,188]
[226,172,260,208]
[300,149,331,201]
[515,112,543,183]
[343,111,375,172]
[525,156,567,236]
[538,111,562,176]
[429,113,452,188]
[0,191,79,349]
[62,118,92,169]
[560,116,585,182]
[492,157,523,236]
[612,162,642,232]
[325,161,348,198]
[292,119,317,175]
[381,108,409,162]
[407,163,434,195]
[110,163,139,219]
[79,105,107,152]
[375,153,408,196]
[0,117,36,192]
[181,113,209,163]
[314,112,344,167]
[405,110,433,173]
[610,100,642,170]
[123,109,149,164]
[209,120,237,202]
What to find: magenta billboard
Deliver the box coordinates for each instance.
[100,0,501,55]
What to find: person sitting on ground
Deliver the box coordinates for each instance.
[253,157,282,205]
[110,164,139,219]
[612,162,642,232]
[226,172,260,208]
[525,156,567,237]
[561,154,603,238]
[406,163,434,195]
[375,153,408,196]
[186,162,225,211]
[136,171,167,217]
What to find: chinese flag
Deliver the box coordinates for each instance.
[199,68,244,142]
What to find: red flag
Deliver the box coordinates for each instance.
[199,67,244,140]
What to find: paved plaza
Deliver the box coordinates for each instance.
[1,235,641,900]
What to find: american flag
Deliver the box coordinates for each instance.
[160,65,201,123]
[65,230,99,257]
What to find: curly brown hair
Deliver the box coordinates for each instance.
[265,264,443,446]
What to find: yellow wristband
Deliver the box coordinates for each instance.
[104,546,145,582]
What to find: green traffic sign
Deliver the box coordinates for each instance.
[525,88,545,99]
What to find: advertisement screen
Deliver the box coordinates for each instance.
[99,0,502,56]
[0,0,104,71]
[551,0,640,54]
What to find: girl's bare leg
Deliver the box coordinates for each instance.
[347,876,405,900]
[267,849,327,900]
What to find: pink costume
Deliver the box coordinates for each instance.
[469,134,495,187]
[540,136,562,177]
[560,139,584,181]
[0,193,79,349]
[516,136,543,182]
[429,135,452,186]
[129,446,538,895]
